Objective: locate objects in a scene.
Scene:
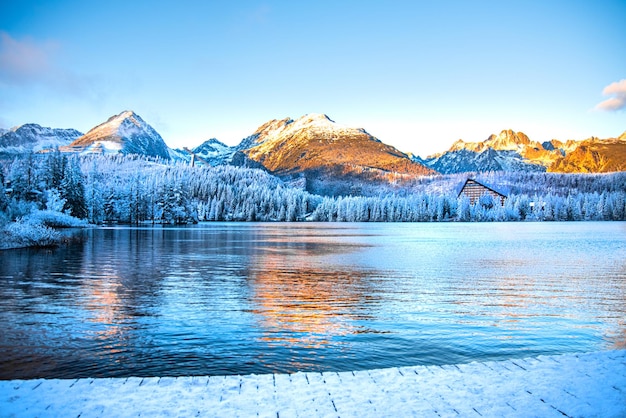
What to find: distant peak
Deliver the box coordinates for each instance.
[119,110,137,118]
[485,129,531,148]
[498,129,517,135]
[448,138,476,152]
[10,123,42,132]
[495,129,527,139]
[197,138,228,148]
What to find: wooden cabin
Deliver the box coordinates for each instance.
[458,179,507,206]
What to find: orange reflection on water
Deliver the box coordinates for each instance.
[248,249,372,349]
[79,267,129,342]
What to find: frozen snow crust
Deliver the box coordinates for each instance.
[1,350,624,417]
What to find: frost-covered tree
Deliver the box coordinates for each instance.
[0,170,7,213]
[2,152,625,226]
[60,156,87,218]
[83,161,105,224]
[44,189,66,212]
[7,153,39,202]
[43,148,66,190]
[456,196,471,221]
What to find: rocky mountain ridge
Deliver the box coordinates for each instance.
[418,129,626,174]
[0,124,83,155]
[2,111,624,175]
[239,113,433,176]
[547,133,626,173]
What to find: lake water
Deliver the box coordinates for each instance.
[1,222,625,379]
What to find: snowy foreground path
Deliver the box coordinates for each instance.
[1,351,625,418]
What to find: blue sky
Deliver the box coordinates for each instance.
[1,1,625,156]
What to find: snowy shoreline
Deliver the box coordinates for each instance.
[2,350,625,417]
[0,210,88,250]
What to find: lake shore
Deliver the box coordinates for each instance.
[2,350,625,417]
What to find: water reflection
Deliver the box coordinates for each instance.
[0,222,625,379]
[248,262,376,347]
[241,227,381,350]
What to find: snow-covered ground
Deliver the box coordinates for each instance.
[1,350,624,417]
[0,211,88,250]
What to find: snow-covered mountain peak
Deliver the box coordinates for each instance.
[418,127,626,174]
[240,114,373,151]
[108,109,139,121]
[447,129,535,153]
[89,110,145,137]
[165,137,237,166]
[297,113,335,125]
[485,129,532,150]
[119,109,137,119]
[293,113,362,131]
[67,110,171,159]
[204,138,226,146]
[289,113,372,139]
[448,139,470,152]
[192,138,231,155]
[239,113,433,179]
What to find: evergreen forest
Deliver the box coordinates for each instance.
[1,152,625,247]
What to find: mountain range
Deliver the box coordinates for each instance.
[1,110,625,179]
[416,129,626,174]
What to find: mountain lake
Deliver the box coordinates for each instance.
[0,222,625,379]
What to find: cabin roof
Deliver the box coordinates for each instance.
[457,178,507,198]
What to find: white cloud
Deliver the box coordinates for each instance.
[0,31,105,103]
[595,79,626,111]
[0,31,57,85]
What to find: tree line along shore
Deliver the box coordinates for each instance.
[1,152,625,249]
